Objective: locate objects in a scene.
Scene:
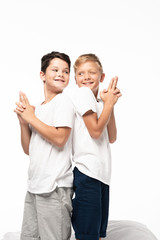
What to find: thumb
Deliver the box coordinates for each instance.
[103,88,107,93]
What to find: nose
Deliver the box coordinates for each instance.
[57,70,63,77]
[84,72,90,80]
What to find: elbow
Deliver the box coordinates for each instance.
[109,135,117,144]
[24,149,29,155]
[50,128,71,148]
[56,141,66,148]
[53,137,67,148]
[90,130,102,139]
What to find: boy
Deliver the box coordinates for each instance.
[14,51,75,240]
[71,54,122,240]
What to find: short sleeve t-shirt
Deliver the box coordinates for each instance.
[28,93,75,194]
[72,87,111,185]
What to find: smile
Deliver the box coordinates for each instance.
[54,79,65,82]
[82,82,93,85]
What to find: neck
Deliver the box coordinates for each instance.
[92,89,99,99]
[43,85,62,104]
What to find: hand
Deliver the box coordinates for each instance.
[14,92,35,124]
[100,76,122,106]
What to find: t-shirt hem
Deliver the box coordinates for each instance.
[27,183,73,194]
[75,165,110,186]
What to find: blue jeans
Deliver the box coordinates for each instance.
[72,167,109,240]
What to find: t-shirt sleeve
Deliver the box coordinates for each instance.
[74,87,97,116]
[53,94,75,128]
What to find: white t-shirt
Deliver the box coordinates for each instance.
[27,93,75,194]
[72,87,111,185]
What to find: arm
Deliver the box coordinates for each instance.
[107,109,117,143]
[83,102,113,139]
[27,115,71,148]
[83,77,121,139]
[14,92,71,148]
[14,94,31,155]
[20,122,31,155]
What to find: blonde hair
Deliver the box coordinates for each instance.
[74,53,103,74]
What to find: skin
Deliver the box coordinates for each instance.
[14,58,72,154]
[75,61,122,142]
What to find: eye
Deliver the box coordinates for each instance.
[78,72,83,76]
[64,70,69,74]
[52,69,58,72]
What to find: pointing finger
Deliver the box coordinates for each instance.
[111,77,118,90]
[108,78,114,90]
[23,92,30,105]
[19,91,26,105]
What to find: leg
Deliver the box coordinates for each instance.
[20,192,40,240]
[36,187,73,240]
[72,167,101,240]
[100,183,109,239]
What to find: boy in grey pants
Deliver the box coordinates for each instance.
[14,51,75,240]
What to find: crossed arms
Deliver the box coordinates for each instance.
[82,77,122,142]
[14,93,71,155]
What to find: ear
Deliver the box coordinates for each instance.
[40,71,46,83]
[100,73,105,83]
[75,76,77,84]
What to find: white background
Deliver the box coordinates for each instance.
[0,0,160,239]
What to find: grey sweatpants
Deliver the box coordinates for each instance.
[20,187,73,240]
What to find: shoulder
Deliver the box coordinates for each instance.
[77,86,94,96]
[55,93,73,106]
[55,93,75,116]
[73,87,96,104]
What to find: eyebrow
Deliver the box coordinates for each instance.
[51,66,69,70]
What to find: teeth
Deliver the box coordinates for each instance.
[55,79,64,82]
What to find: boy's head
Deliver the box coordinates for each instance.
[40,51,71,94]
[74,53,105,97]
[41,51,71,73]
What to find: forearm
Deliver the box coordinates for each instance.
[20,123,31,155]
[107,109,117,143]
[98,102,114,130]
[28,116,70,147]
[83,102,113,139]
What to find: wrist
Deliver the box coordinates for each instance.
[104,101,114,110]
[27,114,37,126]
[20,121,28,126]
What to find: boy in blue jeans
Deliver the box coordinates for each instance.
[14,51,75,240]
[71,54,122,240]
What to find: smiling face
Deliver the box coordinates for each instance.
[75,61,105,98]
[40,58,70,95]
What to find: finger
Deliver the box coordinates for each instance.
[113,88,120,95]
[14,108,22,114]
[116,93,122,98]
[20,92,29,105]
[19,91,26,105]
[103,89,107,93]
[15,105,24,112]
[16,101,26,109]
[22,92,30,105]
[111,77,118,90]
[108,78,115,90]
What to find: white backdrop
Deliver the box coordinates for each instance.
[0,0,160,239]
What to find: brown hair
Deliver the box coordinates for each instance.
[41,51,71,73]
[74,53,103,74]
